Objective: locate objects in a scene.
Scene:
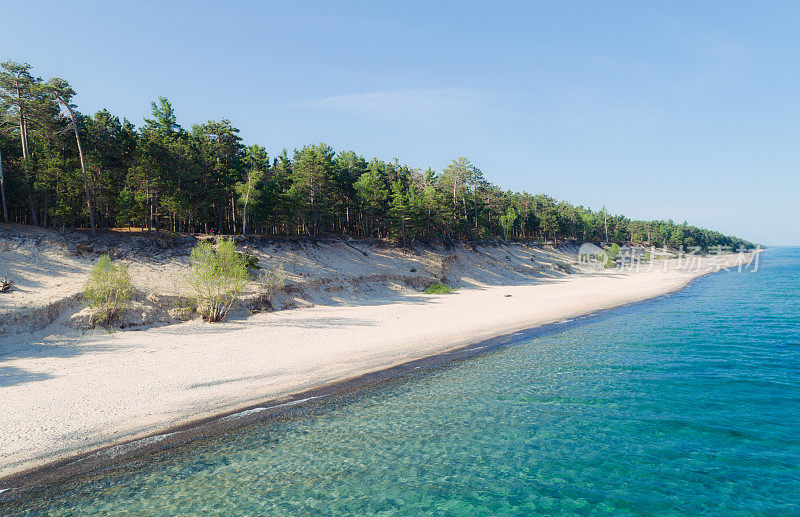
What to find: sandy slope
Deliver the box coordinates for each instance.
[0,245,747,480]
[0,224,578,334]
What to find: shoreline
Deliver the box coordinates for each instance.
[0,256,747,499]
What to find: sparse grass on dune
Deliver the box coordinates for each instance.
[424,282,454,294]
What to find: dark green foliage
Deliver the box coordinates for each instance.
[0,60,755,251]
[236,251,260,270]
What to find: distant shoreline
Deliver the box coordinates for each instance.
[0,245,749,499]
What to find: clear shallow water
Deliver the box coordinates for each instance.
[7,249,800,515]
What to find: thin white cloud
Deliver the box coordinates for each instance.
[296,88,485,124]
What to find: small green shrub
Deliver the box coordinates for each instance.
[424,282,454,294]
[643,251,651,262]
[167,298,196,321]
[608,243,621,258]
[169,305,195,321]
[260,262,287,302]
[185,237,251,322]
[84,254,133,326]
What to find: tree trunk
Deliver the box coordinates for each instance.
[146,181,152,232]
[66,106,95,236]
[153,193,159,236]
[0,148,8,223]
[242,171,252,235]
[43,191,48,227]
[473,178,479,230]
[230,195,237,234]
[18,107,38,226]
[25,184,37,226]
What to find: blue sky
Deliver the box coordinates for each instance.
[2,1,798,244]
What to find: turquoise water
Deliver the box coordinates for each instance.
[6,249,800,515]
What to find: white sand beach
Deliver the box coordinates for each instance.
[0,227,751,480]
